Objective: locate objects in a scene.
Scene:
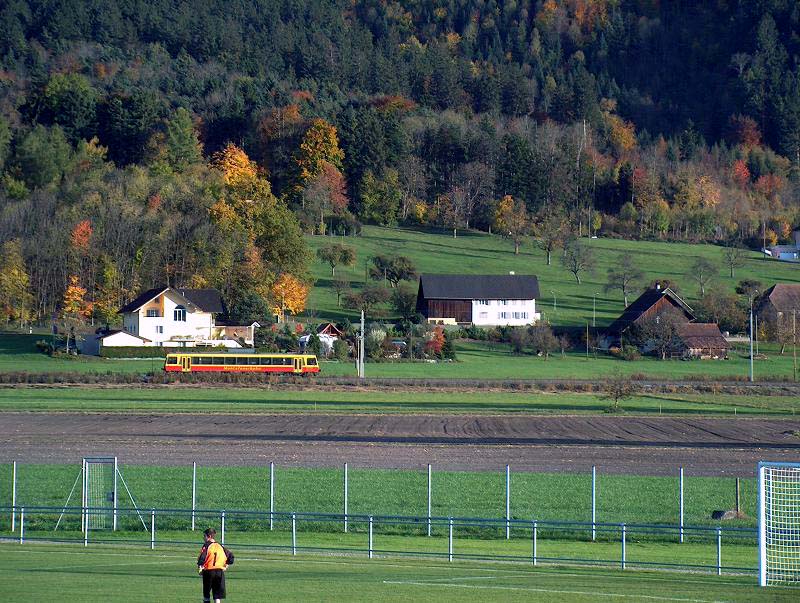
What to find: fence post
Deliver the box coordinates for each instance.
[621,523,626,570]
[448,517,453,562]
[679,466,684,544]
[18,507,23,545]
[532,520,537,566]
[368,515,373,560]
[220,511,226,545]
[343,463,349,533]
[592,465,597,542]
[150,509,155,550]
[11,461,16,533]
[291,513,297,556]
[717,527,722,576]
[84,507,89,547]
[269,462,274,531]
[505,465,511,540]
[191,462,196,532]
[427,464,432,537]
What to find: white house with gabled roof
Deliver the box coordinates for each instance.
[106,287,257,348]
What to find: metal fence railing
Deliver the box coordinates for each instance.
[0,505,758,577]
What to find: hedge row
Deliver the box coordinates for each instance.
[99,346,227,358]
[0,371,797,396]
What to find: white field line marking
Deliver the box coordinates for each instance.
[23,559,188,571]
[381,581,729,603]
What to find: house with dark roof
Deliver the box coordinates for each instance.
[756,284,800,326]
[111,287,255,349]
[416,274,541,326]
[674,323,730,359]
[601,286,695,349]
[602,285,729,359]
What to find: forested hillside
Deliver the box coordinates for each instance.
[1,0,799,324]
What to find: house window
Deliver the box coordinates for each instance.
[477,300,489,305]
[500,300,509,305]
[156,326,163,334]
[173,306,186,322]
[146,309,160,317]
[498,312,509,319]
[479,312,488,319]
[521,312,528,319]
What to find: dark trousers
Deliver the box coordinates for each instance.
[202,568,226,600]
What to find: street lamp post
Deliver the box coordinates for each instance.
[749,291,758,383]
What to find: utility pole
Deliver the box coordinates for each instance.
[793,311,797,383]
[359,310,365,379]
[749,301,754,383]
[586,323,589,359]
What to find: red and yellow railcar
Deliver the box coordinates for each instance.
[164,353,320,374]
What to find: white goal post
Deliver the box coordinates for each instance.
[82,457,118,531]
[759,462,800,587]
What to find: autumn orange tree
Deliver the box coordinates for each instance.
[293,119,344,201]
[271,273,309,320]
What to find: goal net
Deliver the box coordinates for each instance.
[82,457,117,531]
[759,462,800,586]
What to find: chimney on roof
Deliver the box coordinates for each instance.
[656,283,661,290]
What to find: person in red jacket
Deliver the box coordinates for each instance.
[197,528,234,603]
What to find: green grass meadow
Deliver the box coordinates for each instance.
[3,329,800,382]
[5,543,792,603]
[1,463,759,530]
[307,226,800,327]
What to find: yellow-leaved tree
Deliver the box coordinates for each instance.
[271,273,309,320]
[0,239,34,326]
[211,143,259,187]
[494,195,531,255]
[62,275,92,319]
[294,118,344,187]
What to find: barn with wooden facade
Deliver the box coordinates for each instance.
[416,274,541,326]
[603,286,695,347]
[674,323,730,359]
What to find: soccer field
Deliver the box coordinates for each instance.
[4,543,796,602]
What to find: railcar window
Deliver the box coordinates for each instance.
[248,357,260,365]
[213,357,226,365]
[166,356,179,365]
[307,358,317,366]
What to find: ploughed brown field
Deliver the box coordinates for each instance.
[1,412,799,476]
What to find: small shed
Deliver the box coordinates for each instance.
[317,322,345,338]
[674,323,729,359]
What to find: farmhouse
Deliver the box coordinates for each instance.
[416,274,541,326]
[767,231,800,261]
[602,285,695,349]
[674,323,730,359]
[97,287,257,349]
[755,284,800,325]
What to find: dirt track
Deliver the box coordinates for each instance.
[2,413,799,476]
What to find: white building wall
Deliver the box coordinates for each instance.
[471,299,540,326]
[123,290,214,346]
[101,331,153,347]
